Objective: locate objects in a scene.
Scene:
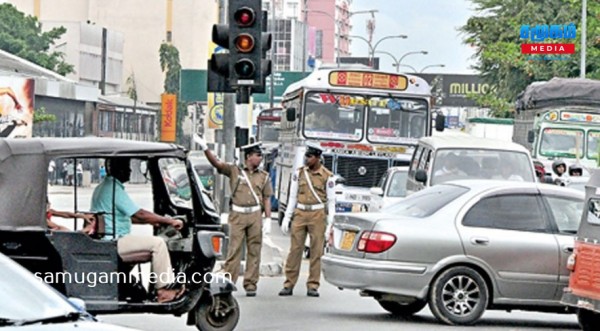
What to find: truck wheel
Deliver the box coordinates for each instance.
[195,293,239,331]
[377,299,426,316]
[428,266,488,325]
[578,308,600,331]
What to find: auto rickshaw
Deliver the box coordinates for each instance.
[0,138,239,331]
[561,169,600,330]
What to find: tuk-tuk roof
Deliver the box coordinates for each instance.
[0,138,187,231]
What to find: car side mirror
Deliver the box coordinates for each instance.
[527,130,535,143]
[415,169,428,184]
[286,107,297,122]
[370,187,384,197]
[435,113,445,132]
[68,297,86,311]
[543,175,554,184]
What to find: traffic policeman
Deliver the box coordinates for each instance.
[279,143,335,297]
[196,137,272,297]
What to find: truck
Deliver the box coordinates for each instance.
[513,77,600,175]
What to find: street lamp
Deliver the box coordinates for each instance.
[396,64,417,73]
[348,34,407,68]
[305,9,378,67]
[420,64,445,73]
[376,50,427,73]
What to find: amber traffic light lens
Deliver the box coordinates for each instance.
[234,8,255,27]
[235,34,255,53]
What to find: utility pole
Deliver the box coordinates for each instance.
[302,0,307,73]
[580,0,587,78]
[219,0,235,212]
[269,0,276,108]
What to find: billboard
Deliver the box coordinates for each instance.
[0,77,34,138]
[418,74,489,108]
[160,93,177,142]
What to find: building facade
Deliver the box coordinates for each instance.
[8,0,218,104]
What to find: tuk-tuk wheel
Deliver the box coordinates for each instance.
[195,293,239,331]
[578,308,600,331]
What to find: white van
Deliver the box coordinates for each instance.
[406,135,537,195]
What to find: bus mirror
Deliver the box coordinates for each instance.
[435,113,445,132]
[527,130,535,143]
[415,169,428,183]
[286,108,297,122]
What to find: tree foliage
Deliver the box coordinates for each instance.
[159,43,188,145]
[33,107,56,123]
[0,3,73,75]
[461,0,600,115]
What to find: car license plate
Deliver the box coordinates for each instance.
[340,231,356,251]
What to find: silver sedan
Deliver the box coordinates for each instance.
[323,180,583,326]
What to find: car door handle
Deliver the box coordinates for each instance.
[562,245,573,253]
[470,237,489,245]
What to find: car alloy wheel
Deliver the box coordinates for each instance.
[428,266,489,325]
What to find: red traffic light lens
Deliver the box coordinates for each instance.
[234,7,255,27]
[234,59,255,78]
[235,34,255,53]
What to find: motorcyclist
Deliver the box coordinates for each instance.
[569,164,583,177]
[552,160,568,185]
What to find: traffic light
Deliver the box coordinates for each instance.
[228,0,272,102]
[207,0,272,103]
[207,11,234,93]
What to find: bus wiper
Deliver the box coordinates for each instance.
[11,312,84,326]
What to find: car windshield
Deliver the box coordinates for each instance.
[303,92,365,141]
[540,128,584,158]
[382,184,469,217]
[367,97,427,144]
[0,255,77,321]
[430,149,535,185]
[387,170,408,197]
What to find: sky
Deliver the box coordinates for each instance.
[349,0,477,74]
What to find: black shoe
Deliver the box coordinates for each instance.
[278,287,293,296]
[246,290,257,297]
[307,289,319,297]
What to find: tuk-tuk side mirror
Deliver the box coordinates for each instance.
[286,107,297,122]
[435,113,446,132]
[370,187,384,197]
[415,169,428,183]
[527,130,535,143]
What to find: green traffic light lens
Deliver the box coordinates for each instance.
[234,59,255,78]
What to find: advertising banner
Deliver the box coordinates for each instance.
[0,77,34,138]
[160,93,177,142]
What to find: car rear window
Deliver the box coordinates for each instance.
[381,184,469,217]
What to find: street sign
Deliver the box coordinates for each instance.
[253,71,308,103]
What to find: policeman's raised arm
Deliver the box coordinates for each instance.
[194,134,227,172]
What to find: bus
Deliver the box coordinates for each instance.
[275,67,442,221]
[256,108,282,144]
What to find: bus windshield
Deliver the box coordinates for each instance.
[259,122,279,142]
[540,128,584,158]
[303,92,365,141]
[367,97,428,144]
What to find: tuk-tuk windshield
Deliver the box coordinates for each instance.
[159,159,192,209]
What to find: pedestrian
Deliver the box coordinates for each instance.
[279,142,336,297]
[62,160,68,185]
[66,160,74,186]
[76,161,84,186]
[99,164,107,181]
[48,160,56,185]
[195,135,272,297]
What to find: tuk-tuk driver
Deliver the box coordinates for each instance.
[91,157,185,303]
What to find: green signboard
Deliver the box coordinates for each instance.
[179,69,307,103]
[180,69,207,102]
[252,71,308,103]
